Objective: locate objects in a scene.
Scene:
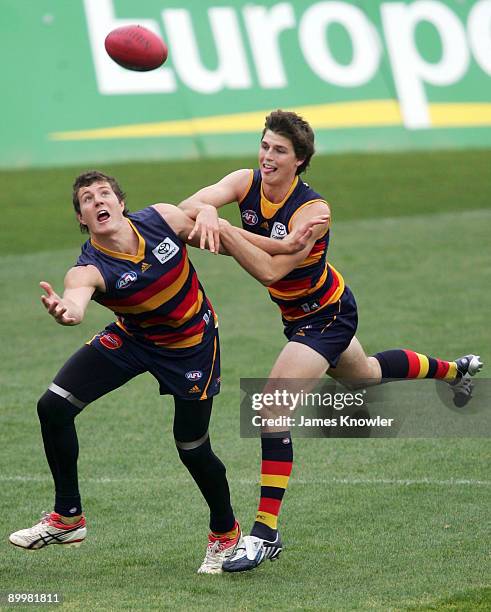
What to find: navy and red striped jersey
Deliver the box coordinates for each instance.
[239,169,345,321]
[76,206,215,349]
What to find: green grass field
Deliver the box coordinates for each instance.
[0,150,490,610]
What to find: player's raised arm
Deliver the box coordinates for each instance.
[234,213,329,256]
[40,265,103,326]
[178,169,252,254]
[218,203,330,286]
[158,201,327,258]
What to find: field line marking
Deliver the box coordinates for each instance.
[2,475,489,486]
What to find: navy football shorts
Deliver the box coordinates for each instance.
[283,286,358,368]
[87,321,220,400]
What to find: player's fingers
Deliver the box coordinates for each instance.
[299,230,312,244]
[310,215,329,227]
[214,229,220,254]
[52,305,66,319]
[200,229,207,250]
[57,307,68,319]
[40,281,54,295]
[188,221,200,240]
[40,295,51,309]
[207,228,215,254]
[48,301,60,315]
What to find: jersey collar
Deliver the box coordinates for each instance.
[260,175,299,220]
[90,219,146,263]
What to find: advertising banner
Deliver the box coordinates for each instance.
[2,0,491,168]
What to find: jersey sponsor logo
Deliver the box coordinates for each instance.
[188,385,201,394]
[152,237,179,265]
[270,222,288,240]
[141,262,152,273]
[185,370,203,381]
[99,332,123,350]
[116,271,138,289]
[242,209,259,226]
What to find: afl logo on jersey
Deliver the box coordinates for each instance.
[152,237,179,264]
[242,210,258,226]
[270,222,288,240]
[185,370,203,381]
[116,271,138,290]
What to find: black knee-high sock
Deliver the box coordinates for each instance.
[174,396,235,533]
[38,344,139,517]
[176,437,235,533]
[37,391,83,516]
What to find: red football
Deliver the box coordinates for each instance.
[104,25,168,71]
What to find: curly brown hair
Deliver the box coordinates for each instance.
[262,110,315,174]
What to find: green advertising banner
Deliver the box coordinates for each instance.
[2,0,491,168]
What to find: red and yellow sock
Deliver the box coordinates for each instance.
[251,433,293,540]
[374,349,458,381]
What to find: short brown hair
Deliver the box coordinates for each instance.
[262,110,315,174]
[72,170,129,233]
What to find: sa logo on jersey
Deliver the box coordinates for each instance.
[116,271,138,289]
[185,370,203,381]
[242,210,258,226]
[152,237,179,264]
[270,222,288,240]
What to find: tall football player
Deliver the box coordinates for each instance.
[10,170,241,574]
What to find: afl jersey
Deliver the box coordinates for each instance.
[239,169,345,321]
[76,206,215,349]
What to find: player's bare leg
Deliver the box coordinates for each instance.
[327,336,381,385]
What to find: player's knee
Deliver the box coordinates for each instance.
[37,390,82,426]
[367,356,383,382]
[337,357,382,389]
[176,436,211,466]
[176,435,225,475]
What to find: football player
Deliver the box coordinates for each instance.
[9,170,246,574]
[179,109,483,572]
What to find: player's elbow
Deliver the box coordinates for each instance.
[259,269,282,287]
[260,275,274,287]
[249,268,274,286]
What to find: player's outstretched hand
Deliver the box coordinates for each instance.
[40,281,78,325]
[188,205,220,254]
[285,215,330,253]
